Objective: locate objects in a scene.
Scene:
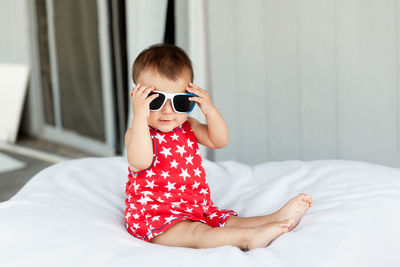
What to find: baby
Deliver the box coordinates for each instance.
[124,43,313,250]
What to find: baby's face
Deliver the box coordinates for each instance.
[136,69,191,133]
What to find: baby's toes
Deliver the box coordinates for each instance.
[280,219,293,231]
[300,194,312,205]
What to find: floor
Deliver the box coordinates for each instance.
[0,136,94,202]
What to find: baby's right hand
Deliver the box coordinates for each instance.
[130,84,159,118]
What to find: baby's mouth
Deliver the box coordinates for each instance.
[160,119,174,123]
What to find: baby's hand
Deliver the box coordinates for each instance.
[186,83,216,116]
[130,84,159,118]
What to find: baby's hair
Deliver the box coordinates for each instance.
[132,43,194,84]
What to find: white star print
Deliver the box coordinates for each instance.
[146,169,155,177]
[201,199,208,206]
[192,181,200,189]
[153,158,160,166]
[178,185,186,192]
[185,155,194,165]
[137,195,153,205]
[152,216,160,221]
[160,147,172,158]
[129,203,137,209]
[171,201,181,208]
[193,200,199,207]
[132,213,140,219]
[163,192,172,199]
[146,230,153,239]
[131,181,140,193]
[196,149,200,155]
[132,223,140,229]
[161,170,170,179]
[171,198,187,208]
[207,212,217,220]
[157,197,164,203]
[145,179,158,189]
[200,188,208,195]
[193,168,201,177]
[179,168,191,181]
[165,215,177,224]
[151,204,159,210]
[170,159,178,168]
[171,133,179,141]
[185,207,193,213]
[165,181,176,191]
[187,139,194,148]
[170,210,181,215]
[141,191,154,196]
[155,133,166,144]
[176,145,186,157]
[125,212,131,220]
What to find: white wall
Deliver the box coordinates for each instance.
[205,0,400,168]
[3,0,398,168]
[0,0,30,64]
[0,0,36,139]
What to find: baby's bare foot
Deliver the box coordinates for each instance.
[275,193,313,231]
[247,220,292,250]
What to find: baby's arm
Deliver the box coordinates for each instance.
[186,83,229,149]
[125,84,159,172]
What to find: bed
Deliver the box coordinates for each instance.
[1,156,399,266]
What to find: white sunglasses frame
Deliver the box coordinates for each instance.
[149,90,197,113]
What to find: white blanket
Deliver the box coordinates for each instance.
[1,157,400,267]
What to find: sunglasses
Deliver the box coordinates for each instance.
[148,90,197,113]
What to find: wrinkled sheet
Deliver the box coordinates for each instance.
[1,157,400,267]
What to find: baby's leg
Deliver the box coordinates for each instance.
[225,193,313,231]
[151,220,292,250]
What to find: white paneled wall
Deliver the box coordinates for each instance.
[206,0,400,168]
[0,0,30,64]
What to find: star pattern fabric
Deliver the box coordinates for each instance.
[124,121,237,242]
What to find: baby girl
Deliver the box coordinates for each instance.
[124,43,313,250]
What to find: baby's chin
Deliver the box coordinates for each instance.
[148,114,188,132]
[149,120,180,132]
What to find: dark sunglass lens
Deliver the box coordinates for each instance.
[148,92,165,110]
[173,95,196,112]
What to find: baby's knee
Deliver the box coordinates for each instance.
[151,220,209,248]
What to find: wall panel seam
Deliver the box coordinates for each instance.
[396,0,400,156]
[296,0,303,159]
[334,0,339,159]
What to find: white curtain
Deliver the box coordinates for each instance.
[124,0,168,156]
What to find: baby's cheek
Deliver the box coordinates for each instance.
[147,112,159,126]
[176,114,189,124]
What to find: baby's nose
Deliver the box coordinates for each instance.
[162,99,174,113]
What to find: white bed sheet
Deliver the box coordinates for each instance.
[1,157,400,267]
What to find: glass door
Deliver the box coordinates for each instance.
[35,0,116,155]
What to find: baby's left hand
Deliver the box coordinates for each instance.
[187,83,216,116]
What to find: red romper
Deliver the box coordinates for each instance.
[124,121,237,242]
